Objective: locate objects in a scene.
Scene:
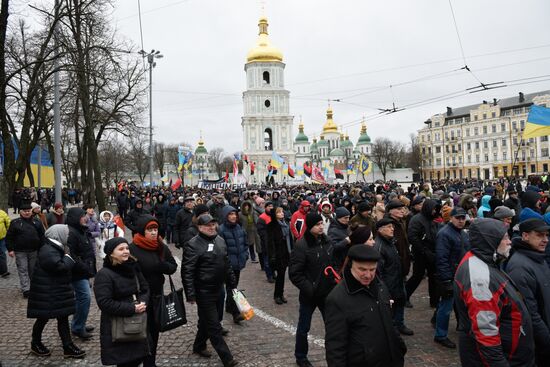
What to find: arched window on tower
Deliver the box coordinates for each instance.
[264,128,273,151]
[263,71,270,84]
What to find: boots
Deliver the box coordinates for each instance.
[31,341,51,357]
[63,343,86,358]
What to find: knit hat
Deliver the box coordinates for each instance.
[194,204,209,216]
[411,196,425,206]
[45,224,69,246]
[335,207,351,219]
[54,202,63,210]
[19,200,32,210]
[493,206,515,219]
[135,215,159,236]
[305,213,323,231]
[349,226,372,244]
[104,237,128,257]
[441,205,453,222]
[347,245,380,262]
[357,201,370,213]
[376,217,394,230]
[31,202,40,210]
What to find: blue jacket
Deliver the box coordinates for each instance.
[477,195,492,218]
[218,206,248,271]
[435,222,470,282]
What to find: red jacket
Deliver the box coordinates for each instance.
[290,201,310,239]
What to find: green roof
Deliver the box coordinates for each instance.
[317,138,329,146]
[195,145,208,154]
[357,133,371,144]
[330,148,345,157]
[295,132,309,143]
[341,138,353,148]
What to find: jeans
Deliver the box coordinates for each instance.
[33,316,72,346]
[274,266,287,298]
[71,279,91,334]
[0,239,7,275]
[434,296,454,339]
[194,293,234,364]
[392,304,405,328]
[225,270,240,317]
[15,251,37,292]
[295,300,325,361]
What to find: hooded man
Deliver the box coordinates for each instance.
[328,207,351,270]
[218,205,248,324]
[175,197,195,249]
[290,200,311,240]
[454,218,535,367]
[406,198,441,308]
[66,207,96,340]
[126,198,149,235]
[319,201,334,235]
[520,191,543,222]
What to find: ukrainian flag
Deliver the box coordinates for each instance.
[270,151,284,169]
[523,105,550,139]
[359,155,372,175]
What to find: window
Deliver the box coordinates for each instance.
[474,127,479,135]
[483,126,488,134]
[542,136,549,142]
[544,163,549,172]
[264,99,271,108]
[514,108,522,115]
[476,155,480,163]
[484,154,489,162]
[492,140,497,148]
[542,148,549,157]
[446,146,450,153]
[264,128,273,150]
[436,146,441,153]
[503,151,507,160]
[467,155,471,163]
[513,137,518,145]
[504,110,511,116]
[531,150,535,158]
[467,142,471,150]
[492,125,496,133]
[474,115,478,121]
[512,121,517,130]
[465,116,471,122]
[436,158,442,165]
[263,71,270,84]
[475,142,480,149]
[484,141,488,149]
[435,121,440,127]
[458,144,462,151]
[502,139,507,147]
[501,123,506,131]
[492,112,496,118]
[520,120,525,130]
[493,152,498,161]
[466,128,470,137]
[483,113,487,120]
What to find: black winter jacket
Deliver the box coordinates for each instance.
[454,218,535,367]
[289,232,335,304]
[374,235,406,305]
[266,218,291,270]
[506,238,550,361]
[129,242,177,296]
[324,267,406,367]
[94,260,150,366]
[407,199,441,263]
[126,207,149,234]
[435,222,470,282]
[182,232,236,302]
[27,239,75,319]
[175,208,193,246]
[5,216,44,252]
[66,208,96,281]
[327,219,350,270]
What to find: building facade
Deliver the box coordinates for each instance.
[418,90,550,181]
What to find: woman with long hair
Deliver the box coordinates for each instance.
[129,215,177,367]
[267,207,292,304]
[94,237,149,367]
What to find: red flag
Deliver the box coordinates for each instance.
[244,155,248,164]
[171,178,182,191]
[288,165,295,178]
[233,159,238,176]
[250,161,255,175]
[224,168,229,182]
[311,165,326,184]
[303,162,312,177]
[334,168,344,180]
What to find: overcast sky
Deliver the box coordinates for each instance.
[111,0,550,154]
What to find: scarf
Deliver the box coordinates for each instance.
[103,257,138,278]
[133,233,164,257]
[278,220,292,253]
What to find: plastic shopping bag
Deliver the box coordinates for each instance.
[232,289,255,320]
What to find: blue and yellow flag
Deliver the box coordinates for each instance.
[359,155,372,175]
[270,151,284,169]
[524,105,550,139]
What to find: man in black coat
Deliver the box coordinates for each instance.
[116,190,129,221]
[6,200,45,297]
[324,245,407,367]
[506,218,550,366]
[289,213,335,367]
[405,198,441,308]
[66,207,96,340]
[328,207,351,271]
[183,214,238,367]
[175,197,195,249]
[375,217,413,336]
[125,198,149,236]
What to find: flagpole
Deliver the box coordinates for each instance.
[504,135,524,201]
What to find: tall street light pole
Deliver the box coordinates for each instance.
[140,49,163,188]
[53,0,62,203]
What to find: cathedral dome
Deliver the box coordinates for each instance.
[357,122,371,144]
[246,17,283,63]
[295,121,309,143]
[341,134,353,148]
[322,106,338,134]
[195,137,208,155]
[317,136,329,146]
[310,138,319,152]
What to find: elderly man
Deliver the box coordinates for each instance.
[183,214,238,367]
[325,245,407,367]
[506,218,550,366]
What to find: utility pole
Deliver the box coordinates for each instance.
[139,49,163,188]
[53,0,62,203]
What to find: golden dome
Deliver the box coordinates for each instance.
[246,17,283,63]
[322,106,338,134]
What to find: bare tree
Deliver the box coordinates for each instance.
[127,132,149,184]
[388,141,406,169]
[209,147,226,178]
[407,133,422,174]
[370,138,393,181]
[97,137,131,189]
[153,142,165,180]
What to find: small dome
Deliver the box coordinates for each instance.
[310,138,319,152]
[341,134,353,148]
[295,121,309,143]
[317,136,329,146]
[357,121,371,144]
[330,148,345,157]
[246,17,283,63]
[195,136,208,155]
[322,106,338,134]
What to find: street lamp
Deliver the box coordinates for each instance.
[139,49,163,187]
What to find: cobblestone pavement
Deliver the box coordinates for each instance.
[0,239,460,367]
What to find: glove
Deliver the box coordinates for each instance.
[438,280,454,298]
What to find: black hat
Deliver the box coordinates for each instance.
[335,207,351,219]
[347,245,381,262]
[305,213,323,230]
[197,214,217,226]
[135,215,159,236]
[104,237,128,257]
[519,218,550,233]
[19,200,32,210]
[349,226,372,244]
[194,204,209,216]
[411,196,425,206]
[357,201,370,213]
[264,201,274,208]
[450,207,468,217]
[386,200,405,211]
[376,217,394,230]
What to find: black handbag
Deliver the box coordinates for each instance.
[155,275,186,332]
[111,274,147,342]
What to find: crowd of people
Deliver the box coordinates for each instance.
[2,177,550,366]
